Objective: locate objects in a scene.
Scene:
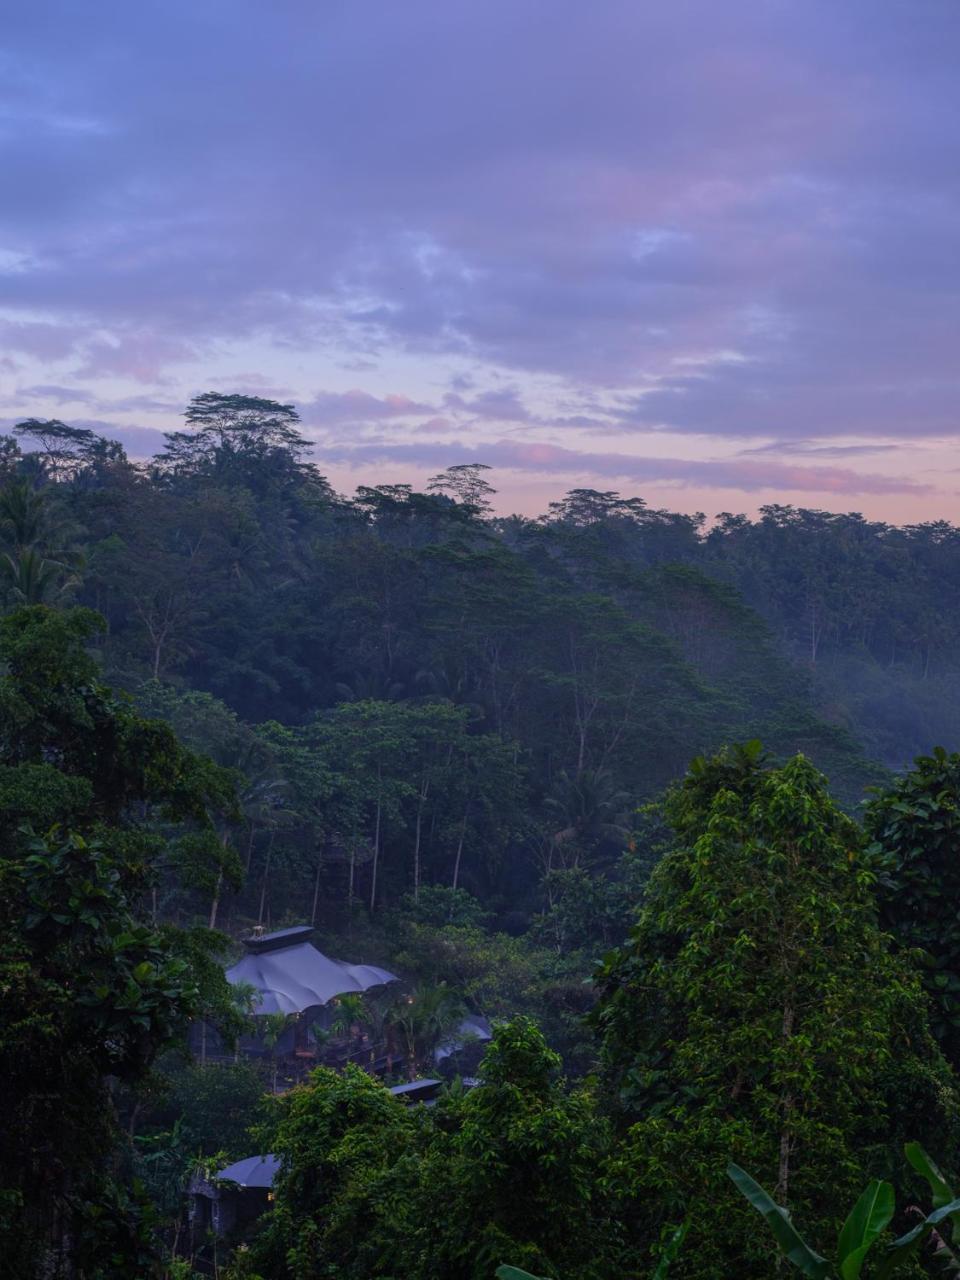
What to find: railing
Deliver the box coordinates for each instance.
[200,1039,407,1091]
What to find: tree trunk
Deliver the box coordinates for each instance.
[311,856,322,926]
[258,829,275,927]
[369,784,382,914]
[412,777,429,902]
[451,810,468,898]
[775,999,796,1205]
[810,602,820,666]
[244,820,257,875]
[208,867,223,930]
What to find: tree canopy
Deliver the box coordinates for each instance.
[593,747,958,1277]
[0,605,239,1278]
[4,396,960,1276]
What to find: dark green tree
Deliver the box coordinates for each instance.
[0,605,239,1278]
[0,479,84,606]
[416,1017,611,1280]
[593,745,958,1278]
[866,747,960,1068]
[156,392,326,498]
[254,1063,417,1280]
[255,1019,610,1280]
[12,418,124,483]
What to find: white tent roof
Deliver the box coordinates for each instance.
[216,1154,279,1188]
[225,926,398,1015]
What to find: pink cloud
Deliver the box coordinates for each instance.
[305,388,438,425]
[317,436,930,498]
[73,332,197,383]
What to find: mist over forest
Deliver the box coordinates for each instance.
[9,397,960,804]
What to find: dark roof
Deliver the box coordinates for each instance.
[216,1154,279,1188]
[389,1078,442,1101]
[243,925,315,954]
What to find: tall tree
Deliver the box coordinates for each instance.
[427,462,497,515]
[593,745,958,1278]
[0,605,239,1278]
[156,392,326,497]
[12,418,123,484]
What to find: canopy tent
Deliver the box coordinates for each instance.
[225,925,398,1016]
[216,1154,279,1189]
[342,961,398,989]
[435,1014,493,1062]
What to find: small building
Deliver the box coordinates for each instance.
[186,1081,452,1243]
[187,1155,279,1246]
[388,1077,443,1105]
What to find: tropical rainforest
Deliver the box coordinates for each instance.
[4,395,960,1278]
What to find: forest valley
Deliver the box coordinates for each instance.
[3,394,960,1278]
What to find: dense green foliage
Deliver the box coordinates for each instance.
[4,396,960,1277]
[255,1018,610,1280]
[2,396,910,937]
[593,748,958,1277]
[0,606,240,1277]
[866,748,960,1068]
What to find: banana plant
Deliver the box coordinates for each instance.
[728,1163,890,1279]
[876,1143,960,1278]
[728,1143,960,1278]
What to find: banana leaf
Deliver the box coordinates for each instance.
[727,1163,830,1279]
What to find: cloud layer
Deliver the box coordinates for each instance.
[2,1,959,514]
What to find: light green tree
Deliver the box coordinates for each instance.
[593,745,959,1278]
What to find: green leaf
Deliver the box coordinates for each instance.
[876,1197,960,1280]
[652,1220,689,1279]
[837,1180,894,1279]
[495,1269,552,1280]
[875,1221,930,1280]
[727,1163,830,1279]
[904,1142,955,1210]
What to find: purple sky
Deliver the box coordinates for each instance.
[2,0,959,520]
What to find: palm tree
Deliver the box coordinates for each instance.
[0,547,72,605]
[227,980,260,1064]
[394,984,467,1080]
[542,766,631,872]
[0,480,84,605]
[358,988,403,1074]
[328,993,365,1042]
[260,1012,294,1093]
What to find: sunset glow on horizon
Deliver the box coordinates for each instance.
[2,1,959,523]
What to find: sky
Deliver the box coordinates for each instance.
[2,0,959,521]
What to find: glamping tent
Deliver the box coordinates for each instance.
[226,925,397,1015]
